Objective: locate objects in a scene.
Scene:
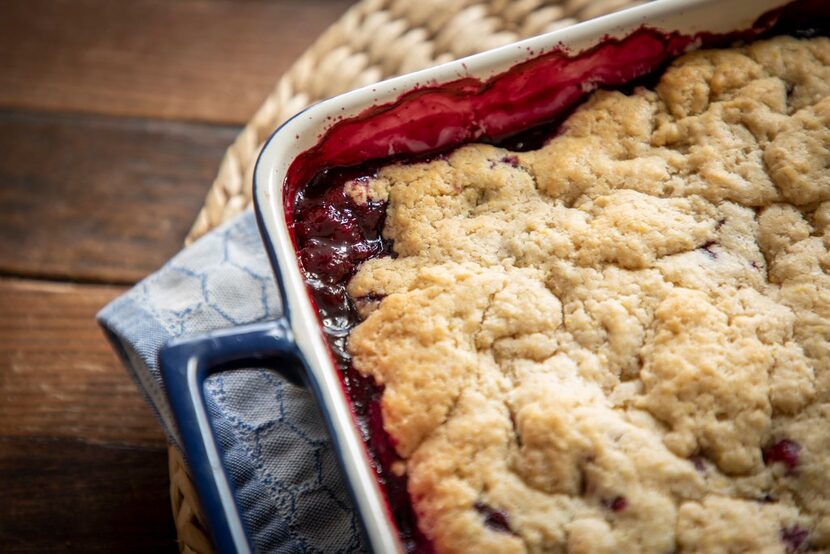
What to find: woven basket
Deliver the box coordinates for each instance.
[171,0,642,551]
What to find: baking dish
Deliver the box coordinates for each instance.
[158,0,822,551]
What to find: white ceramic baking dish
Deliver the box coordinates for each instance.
[159,0,808,551]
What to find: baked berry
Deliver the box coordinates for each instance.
[763,439,801,473]
[603,495,628,512]
[690,456,706,472]
[474,502,512,533]
[296,204,361,242]
[500,155,520,167]
[780,525,808,553]
[698,240,718,260]
[300,239,355,283]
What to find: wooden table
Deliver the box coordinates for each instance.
[0,1,352,550]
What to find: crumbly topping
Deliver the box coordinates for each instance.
[346,36,830,553]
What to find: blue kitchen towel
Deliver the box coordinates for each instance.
[97,210,365,553]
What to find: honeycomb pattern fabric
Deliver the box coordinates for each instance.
[98,212,365,553]
[346,36,830,554]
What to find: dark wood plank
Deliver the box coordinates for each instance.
[0,111,238,283]
[0,278,167,447]
[0,0,354,124]
[0,436,176,553]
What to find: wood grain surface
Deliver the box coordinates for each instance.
[0,278,165,446]
[0,0,354,125]
[0,0,355,550]
[0,436,176,553]
[0,111,237,284]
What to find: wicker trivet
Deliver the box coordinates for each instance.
[172,0,643,551]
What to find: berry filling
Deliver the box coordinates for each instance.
[500,155,520,168]
[689,456,707,472]
[763,439,802,473]
[602,495,628,513]
[781,525,809,553]
[474,502,513,534]
[698,240,719,260]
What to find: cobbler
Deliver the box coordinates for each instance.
[338,36,830,553]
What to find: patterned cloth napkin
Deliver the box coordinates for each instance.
[97,210,365,553]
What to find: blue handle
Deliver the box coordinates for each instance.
[159,318,305,554]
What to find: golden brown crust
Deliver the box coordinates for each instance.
[346,36,830,553]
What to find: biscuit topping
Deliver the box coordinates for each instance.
[346,36,830,553]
